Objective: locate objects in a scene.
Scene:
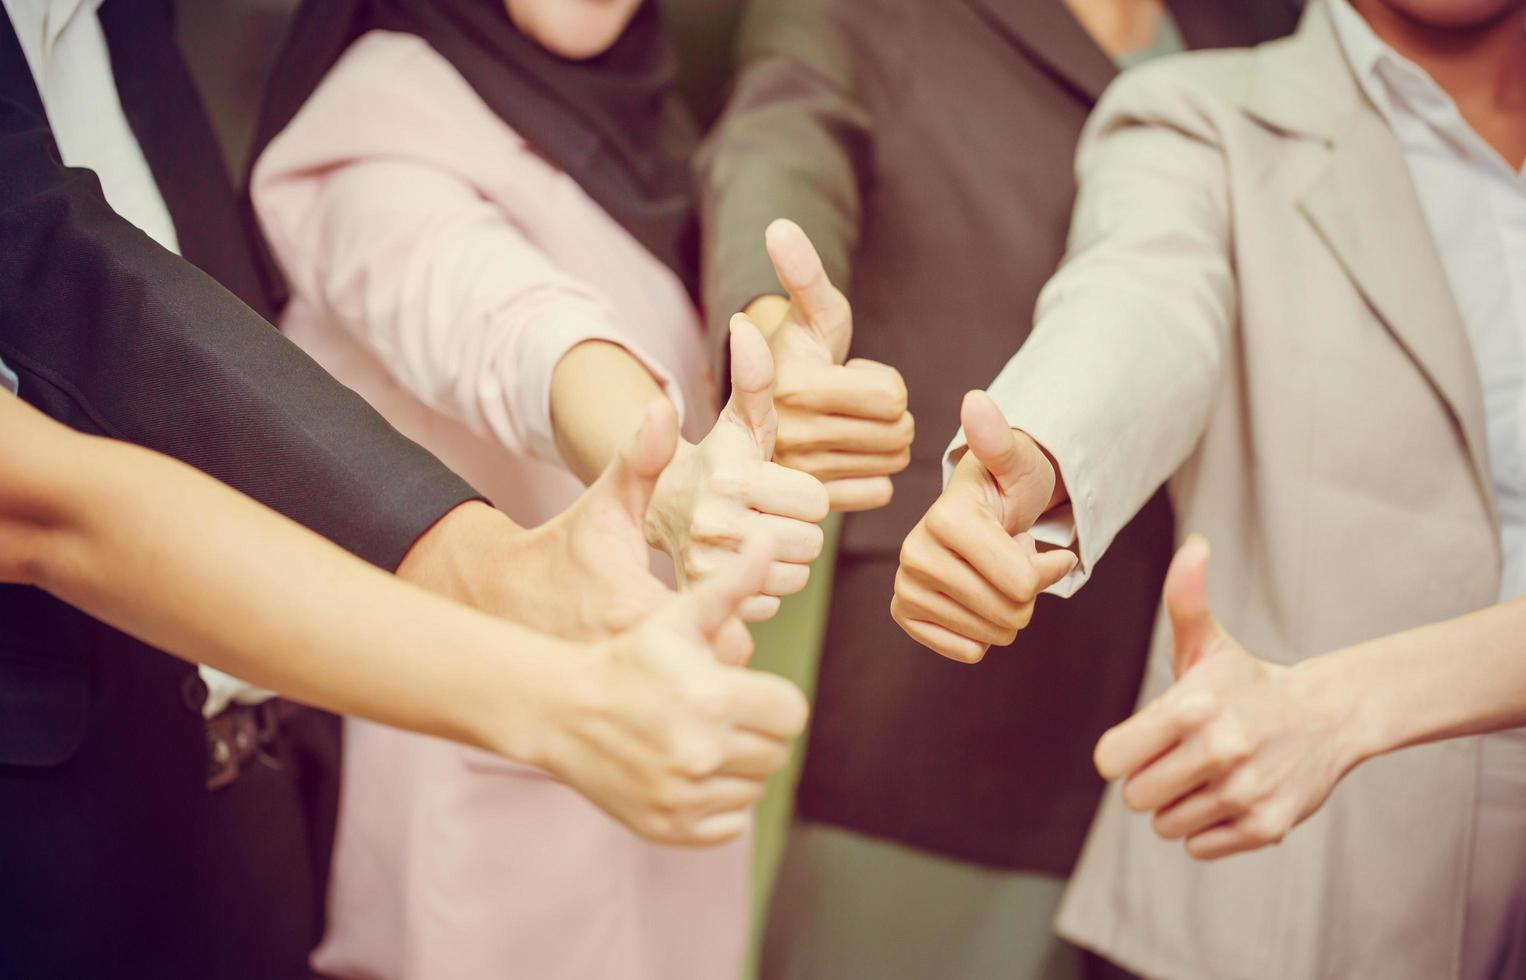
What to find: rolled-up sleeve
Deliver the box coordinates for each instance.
[250,38,685,470]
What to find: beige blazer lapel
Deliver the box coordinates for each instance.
[1245,2,1497,522]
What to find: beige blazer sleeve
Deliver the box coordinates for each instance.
[946,66,1239,596]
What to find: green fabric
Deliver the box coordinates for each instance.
[757,822,1087,980]
[743,516,840,979]
[1113,9,1187,71]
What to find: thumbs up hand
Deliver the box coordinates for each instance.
[749,220,915,513]
[644,316,831,623]
[537,539,811,845]
[418,398,762,653]
[892,391,1077,663]
[1092,537,1359,861]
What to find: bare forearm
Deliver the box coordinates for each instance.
[1310,598,1526,766]
[549,340,674,484]
[5,399,569,761]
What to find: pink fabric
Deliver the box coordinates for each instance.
[252,31,742,980]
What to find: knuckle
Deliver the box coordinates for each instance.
[898,533,928,573]
[1218,770,1261,811]
[676,743,721,779]
[1000,603,1034,632]
[1245,808,1289,846]
[924,505,957,542]
[707,469,751,500]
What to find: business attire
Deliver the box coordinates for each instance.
[0,1,477,976]
[957,2,1525,976]
[695,1,1296,976]
[251,26,738,980]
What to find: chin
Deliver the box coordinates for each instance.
[1379,0,1525,29]
[505,0,643,60]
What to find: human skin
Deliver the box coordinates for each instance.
[893,0,1526,660]
[1094,536,1526,860]
[0,391,808,844]
[741,219,915,513]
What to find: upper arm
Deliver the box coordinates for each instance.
[0,95,477,571]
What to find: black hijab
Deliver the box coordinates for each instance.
[250,0,699,299]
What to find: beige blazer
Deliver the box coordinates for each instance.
[967,3,1504,978]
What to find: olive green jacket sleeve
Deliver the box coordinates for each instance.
[693,0,874,373]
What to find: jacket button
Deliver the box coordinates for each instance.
[181,673,209,715]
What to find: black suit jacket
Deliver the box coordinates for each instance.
[697,0,1300,874]
[0,2,477,975]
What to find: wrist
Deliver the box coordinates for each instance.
[470,634,592,770]
[1291,647,1392,775]
[397,501,520,611]
[1010,428,1068,513]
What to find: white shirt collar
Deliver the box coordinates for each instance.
[2,0,103,66]
[1327,0,1526,178]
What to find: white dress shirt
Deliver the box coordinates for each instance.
[1321,4,1526,975]
[4,0,271,718]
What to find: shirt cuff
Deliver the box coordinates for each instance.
[943,425,1089,599]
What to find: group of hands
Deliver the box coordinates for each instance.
[464,220,1343,860]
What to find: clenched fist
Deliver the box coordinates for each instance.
[892,390,1076,662]
[742,219,914,513]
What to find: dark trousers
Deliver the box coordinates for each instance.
[0,646,330,979]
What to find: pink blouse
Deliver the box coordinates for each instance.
[252,31,742,980]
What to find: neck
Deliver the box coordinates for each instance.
[1353,2,1526,109]
[1064,0,1167,60]
[1353,1,1526,166]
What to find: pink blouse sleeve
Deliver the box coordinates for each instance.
[249,41,684,467]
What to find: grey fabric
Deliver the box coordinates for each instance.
[0,352,16,394]
[696,0,1297,874]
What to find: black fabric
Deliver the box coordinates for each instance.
[98,0,273,319]
[0,585,322,980]
[0,5,479,971]
[707,0,1299,873]
[251,0,698,299]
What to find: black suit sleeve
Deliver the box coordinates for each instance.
[0,94,480,572]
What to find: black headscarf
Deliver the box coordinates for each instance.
[250,0,699,300]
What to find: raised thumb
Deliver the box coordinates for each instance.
[592,398,678,525]
[675,537,774,642]
[960,389,1054,531]
[725,313,777,441]
[1165,534,1218,678]
[765,218,839,325]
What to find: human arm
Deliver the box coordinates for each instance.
[696,0,914,512]
[894,68,1237,660]
[0,93,478,574]
[550,323,831,623]
[252,66,828,620]
[1094,537,1526,860]
[0,390,806,844]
